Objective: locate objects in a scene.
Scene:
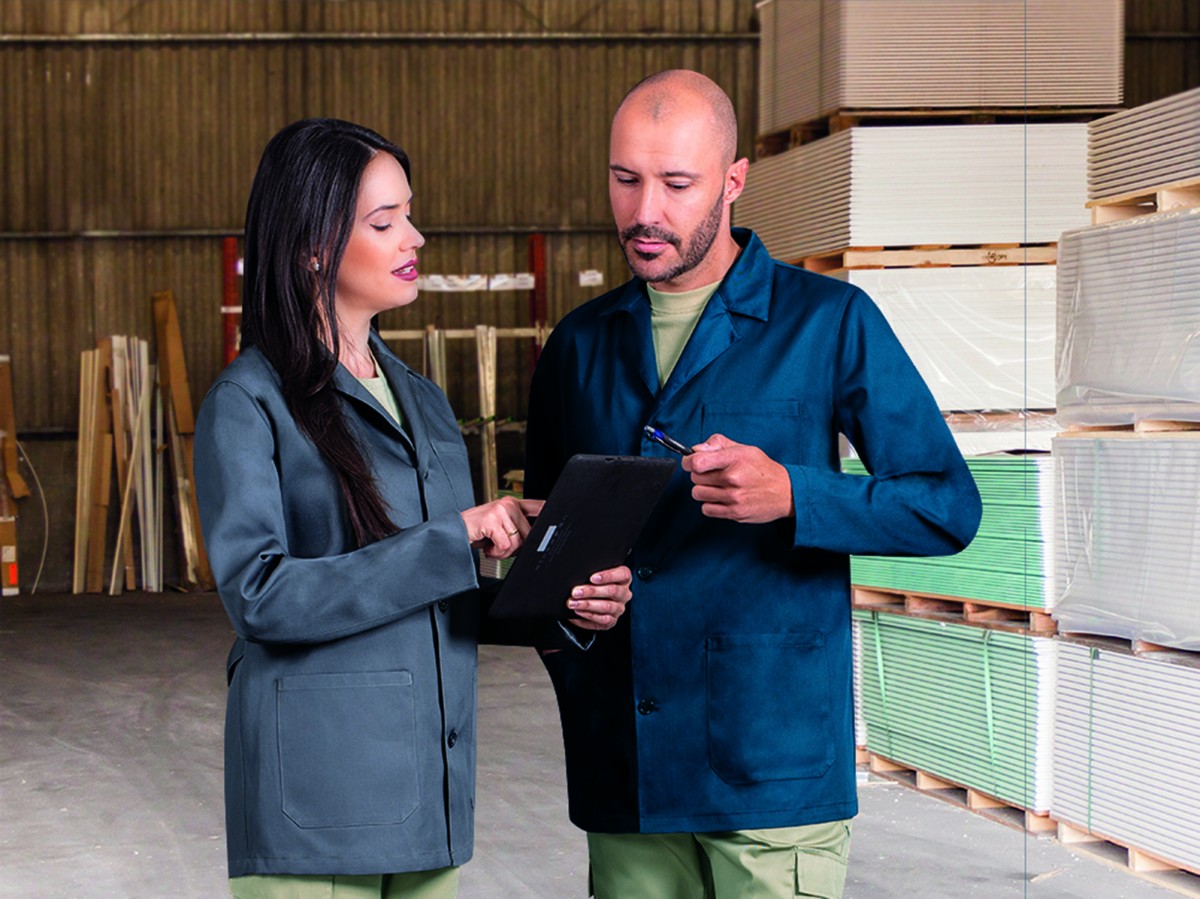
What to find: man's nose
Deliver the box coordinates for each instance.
[633,184,663,225]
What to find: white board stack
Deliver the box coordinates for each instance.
[758,0,1124,134]
[1056,207,1200,426]
[1088,86,1200,202]
[736,124,1089,264]
[1053,434,1200,652]
[1052,641,1200,875]
[835,267,1056,412]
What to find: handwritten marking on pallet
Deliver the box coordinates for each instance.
[800,244,1057,275]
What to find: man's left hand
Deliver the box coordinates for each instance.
[683,433,795,523]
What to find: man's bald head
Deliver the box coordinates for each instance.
[615,69,738,166]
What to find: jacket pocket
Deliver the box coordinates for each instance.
[430,439,474,511]
[276,670,419,828]
[705,633,834,784]
[702,400,807,463]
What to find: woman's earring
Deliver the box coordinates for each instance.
[312,260,321,273]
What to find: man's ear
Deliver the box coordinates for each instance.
[724,157,749,205]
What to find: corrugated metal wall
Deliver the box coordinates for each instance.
[0,0,759,431]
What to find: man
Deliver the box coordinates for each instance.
[525,70,981,898]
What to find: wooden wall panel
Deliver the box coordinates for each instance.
[1,1,759,432]
[1124,0,1200,108]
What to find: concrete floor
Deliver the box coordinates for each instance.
[0,593,1191,898]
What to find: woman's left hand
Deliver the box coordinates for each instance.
[565,565,633,631]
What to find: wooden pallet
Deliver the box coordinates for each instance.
[755,106,1119,159]
[867,752,1055,834]
[1088,176,1200,224]
[1057,820,1200,893]
[1059,419,1200,439]
[854,586,1057,635]
[799,243,1057,275]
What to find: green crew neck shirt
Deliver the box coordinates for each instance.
[647,280,722,387]
[357,353,403,427]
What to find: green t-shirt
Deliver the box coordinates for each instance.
[647,280,721,387]
[358,353,403,427]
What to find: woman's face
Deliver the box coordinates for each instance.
[333,152,425,321]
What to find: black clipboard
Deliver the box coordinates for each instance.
[488,454,677,619]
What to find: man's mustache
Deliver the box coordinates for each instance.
[619,225,681,249]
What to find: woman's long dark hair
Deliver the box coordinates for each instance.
[241,118,410,547]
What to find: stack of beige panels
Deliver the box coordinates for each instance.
[759,0,1124,134]
[1088,86,1200,201]
[736,123,1089,263]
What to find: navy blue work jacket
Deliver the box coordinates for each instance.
[195,335,547,877]
[525,229,982,834]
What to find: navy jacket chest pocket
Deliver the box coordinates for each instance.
[701,400,808,463]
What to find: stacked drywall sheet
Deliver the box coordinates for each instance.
[846,455,1054,611]
[835,267,1056,412]
[1056,207,1200,426]
[851,615,866,748]
[1088,86,1200,201]
[736,124,1090,263]
[1053,434,1200,651]
[855,610,1054,812]
[1052,641,1200,872]
[757,0,1123,133]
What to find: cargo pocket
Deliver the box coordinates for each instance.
[706,634,834,784]
[794,822,852,898]
[277,670,419,828]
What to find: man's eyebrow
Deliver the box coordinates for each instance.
[608,163,700,180]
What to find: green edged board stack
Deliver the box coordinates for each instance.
[854,609,1054,812]
[843,454,1053,610]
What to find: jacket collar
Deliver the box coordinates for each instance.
[332,333,424,459]
[598,228,773,400]
[598,228,772,323]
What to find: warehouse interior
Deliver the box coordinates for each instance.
[2,0,1200,896]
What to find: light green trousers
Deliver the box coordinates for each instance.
[588,821,852,899]
[229,867,460,899]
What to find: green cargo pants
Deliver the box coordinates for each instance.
[588,821,851,899]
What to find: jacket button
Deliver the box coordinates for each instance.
[637,699,659,715]
[447,730,458,748]
[438,599,450,613]
[423,469,431,480]
[636,566,654,580]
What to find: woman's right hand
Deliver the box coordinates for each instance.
[461,497,545,559]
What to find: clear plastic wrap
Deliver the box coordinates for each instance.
[1053,433,1200,651]
[1052,642,1200,871]
[839,266,1057,413]
[944,410,1061,454]
[1056,207,1200,426]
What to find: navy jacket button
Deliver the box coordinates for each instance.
[438,599,450,613]
[636,567,654,580]
[447,730,458,748]
[637,699,659,715]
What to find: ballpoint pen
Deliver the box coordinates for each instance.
[643,424,694,456]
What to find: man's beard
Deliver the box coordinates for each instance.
[618,190,725,284]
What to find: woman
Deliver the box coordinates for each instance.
[194,118,632,898]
